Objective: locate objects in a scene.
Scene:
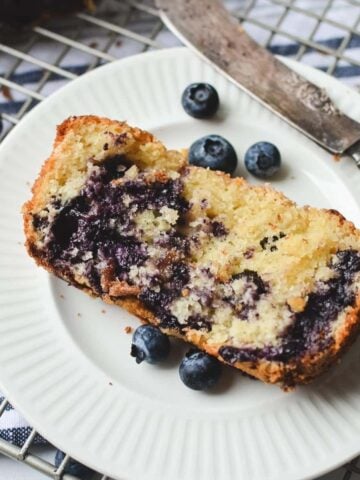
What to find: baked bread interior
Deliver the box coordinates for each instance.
[23,115,360,389]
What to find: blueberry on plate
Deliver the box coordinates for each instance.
[189,134,237,174]
[55,450,94,479]
[181,82,219,118]
[244,141,281,178]
[179,349,222,391]
[131,324,170,364]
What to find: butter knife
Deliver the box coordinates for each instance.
[156,0,360,167]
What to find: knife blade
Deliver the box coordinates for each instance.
[156,0,360,166]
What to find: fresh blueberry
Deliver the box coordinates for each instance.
[131,324,170,364]
[244,141,281,178]
[179,349,222,390]
[181,83,219,118]
[54,450,94,479]
[189,135,237,174]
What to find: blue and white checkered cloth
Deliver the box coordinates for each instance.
[0,400,47,446]
[0,0,360,450]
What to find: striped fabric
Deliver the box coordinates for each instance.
[0,396,47,446]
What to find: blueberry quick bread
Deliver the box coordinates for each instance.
[23,116,360,389]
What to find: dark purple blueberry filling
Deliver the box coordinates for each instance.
[235,270,269,297]
[159,313,183,330]
[224,270,269,319]
[85,262,102,293]
[219,250,360,364]
[331,249,360,280]
[168,262,190,290]
[211,221,228,238]
[120,178,189,215]
[156,232,190,256]
[138,262,207,333]
[51,197,62,210]
[187,315,212,331]
[139,288,173,312]
[50,203,82,251]
[114,238,147,274]
[32,213,49,230]
[45,156,189,294]
[139,261,190,331]
[139,288,183,331]
[95,155,132,183]
[260,232,286,251]
[220,345,279,364]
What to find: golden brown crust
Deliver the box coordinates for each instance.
[24,116,153,210]
[23,116,360,389]
[32,263,360,389]
[120,298,360,389]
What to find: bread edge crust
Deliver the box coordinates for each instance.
[22,115,360,389]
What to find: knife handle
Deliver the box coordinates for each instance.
[347,141,360,169]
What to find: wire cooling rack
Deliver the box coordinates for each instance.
[1,0,360,479]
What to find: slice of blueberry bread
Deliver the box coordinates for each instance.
[23,115,360,389]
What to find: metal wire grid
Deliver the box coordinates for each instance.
[234,0,360,77]
[0,0,360,478]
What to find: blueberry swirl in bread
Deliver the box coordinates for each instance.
[23,116,360,389]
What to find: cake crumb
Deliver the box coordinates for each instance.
[288,296,307,313]
[333,154,341,162]
[101,309,106,314]
[59,294,65,299]
[77,313,82,317]
[109,381,113,386]
[125,165,138,179]
[1,85,13,100]
[124,326,133,334]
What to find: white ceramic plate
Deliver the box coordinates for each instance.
[1,47,360,480]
